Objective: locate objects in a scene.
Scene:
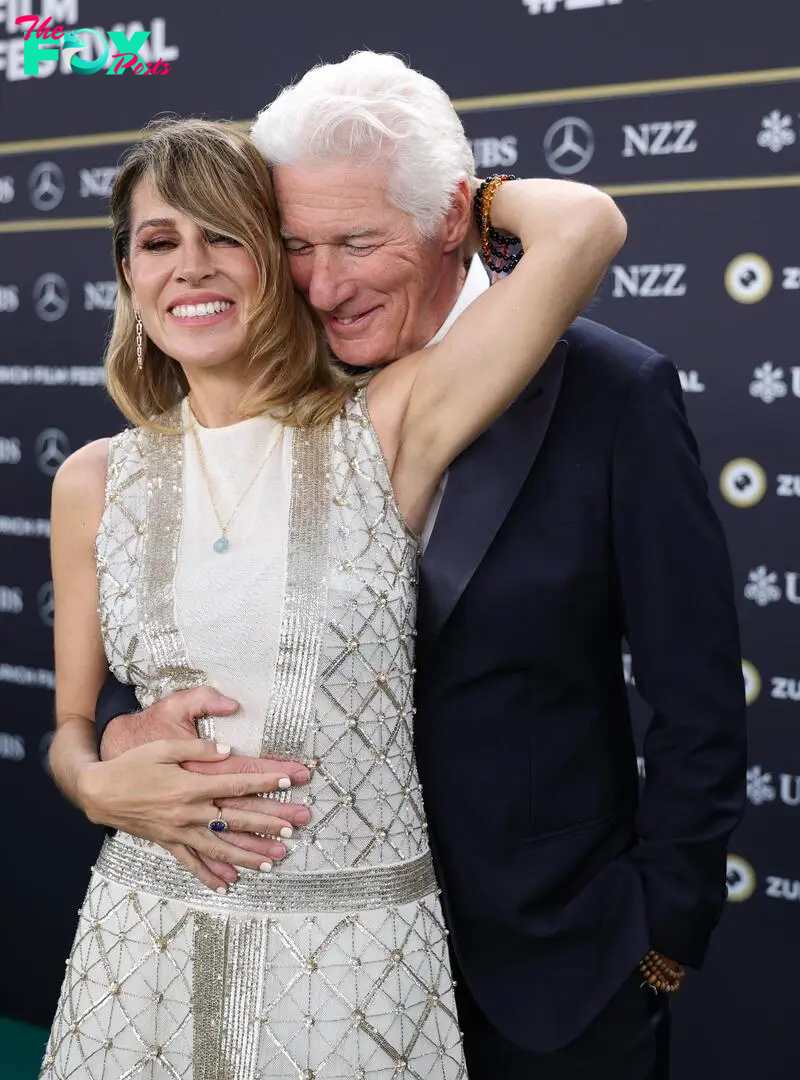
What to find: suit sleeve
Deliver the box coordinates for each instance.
[95,674,140,754]
[612,353,747,968]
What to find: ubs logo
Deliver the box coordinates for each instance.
[0,285,19,313]
[0,734,25,762]
[470,136,518,170]
[0,587,23,615]
[0,437,21,465]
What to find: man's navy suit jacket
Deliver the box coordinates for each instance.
[96,316,747,1054]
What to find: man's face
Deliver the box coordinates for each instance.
[273,161,465,367]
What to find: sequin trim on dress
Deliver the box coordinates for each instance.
[139,405,215,738]
[95,835,437,913]
[260,424,332,762]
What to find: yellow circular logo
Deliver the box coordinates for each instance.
[726,855,757,903]
[725,254,773,304]
[720,458,767,508]
[741,660,762,706]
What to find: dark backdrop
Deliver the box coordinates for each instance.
[1,1,798,1074]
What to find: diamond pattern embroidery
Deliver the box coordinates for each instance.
[254,899,462,1079]
[94,429,155,705]
[42,877,194,1078]
[278,393,426,875]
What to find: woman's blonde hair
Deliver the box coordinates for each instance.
[106,116,354,429]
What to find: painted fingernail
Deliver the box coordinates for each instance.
[279,827,293,839]
[278,777,292,790]
[215,886,227,895]
[216,743,231,755]
[259,861,273,873]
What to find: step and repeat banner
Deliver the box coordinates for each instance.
[1,0,799,1072]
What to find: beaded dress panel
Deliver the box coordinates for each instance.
[41,391,466,1080]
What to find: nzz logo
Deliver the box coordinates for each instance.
[622,120,698,157]
[612,264,687,298]
[79,169,119,199]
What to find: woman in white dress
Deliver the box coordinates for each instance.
[42,117,625,1079]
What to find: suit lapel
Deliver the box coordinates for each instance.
[419,340,567,648]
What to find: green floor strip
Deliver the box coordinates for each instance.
[0,1017,48,1079]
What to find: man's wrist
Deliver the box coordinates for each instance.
[96,708,137,759]
[638,950,685,993]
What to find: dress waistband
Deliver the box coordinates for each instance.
[94,834,438,914]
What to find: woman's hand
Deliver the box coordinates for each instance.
[77,738,305,893]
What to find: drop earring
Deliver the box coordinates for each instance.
[135,311,144,371]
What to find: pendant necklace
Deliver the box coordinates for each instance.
[188,406,282,554]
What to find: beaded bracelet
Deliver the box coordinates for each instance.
[638,949,685,993]
[472,174,524,274]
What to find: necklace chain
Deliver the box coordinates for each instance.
[187,404,282,553]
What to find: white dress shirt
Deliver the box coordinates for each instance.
[419,256,490,554]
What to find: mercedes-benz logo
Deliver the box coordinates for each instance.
[543,117,595,176]
[38,581,55,627]
[33,273,69,322]
[28,161,65,212]
[35,428,70,476]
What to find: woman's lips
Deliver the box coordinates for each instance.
[167,302,236,326]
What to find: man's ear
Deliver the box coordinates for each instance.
[441,178,472,254]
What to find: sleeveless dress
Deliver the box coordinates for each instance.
[41,391,466,1080]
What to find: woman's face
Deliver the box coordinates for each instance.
[122,178,262,375]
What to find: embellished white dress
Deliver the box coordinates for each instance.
[42,392,466,1080]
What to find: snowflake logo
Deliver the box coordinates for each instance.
[757,111,797,153]
[747,766,776,805]
[749,362,788,404]
[744,566,782,606]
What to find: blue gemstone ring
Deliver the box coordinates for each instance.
[207,811,228,834]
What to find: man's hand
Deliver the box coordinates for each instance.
[101,685,237,760]
[99,686,312,886]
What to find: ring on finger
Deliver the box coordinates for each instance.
[207,807,229,834]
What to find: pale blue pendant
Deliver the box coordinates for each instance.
[213,537,229,554]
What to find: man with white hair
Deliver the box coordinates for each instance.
[89,52,745,1079]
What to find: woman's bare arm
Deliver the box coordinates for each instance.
[368,178,626,532]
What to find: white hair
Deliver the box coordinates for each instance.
[250,51,475,238]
